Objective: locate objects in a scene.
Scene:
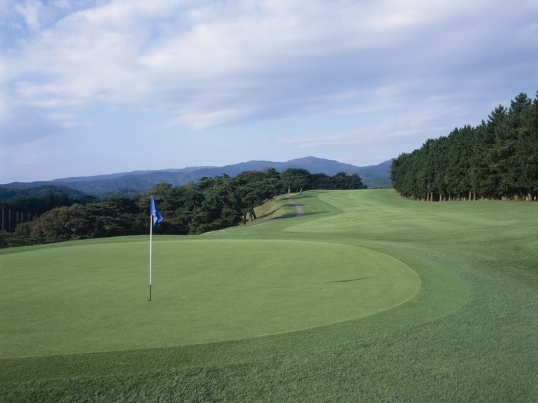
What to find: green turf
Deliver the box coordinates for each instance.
[1,190,537,402]
[0,239,419,358]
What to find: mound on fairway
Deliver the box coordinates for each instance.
[0,238,419,358]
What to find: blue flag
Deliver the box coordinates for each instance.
[150,196,163,227]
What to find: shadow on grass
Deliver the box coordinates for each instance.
[255,210,330,221]
[256,206,285,220]
[326,277,373,283]
[277,211,328,219]
[285,194,317,200]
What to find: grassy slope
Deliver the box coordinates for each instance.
[1,190,537,402]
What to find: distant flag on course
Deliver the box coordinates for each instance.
[150,196,163,227]
[149,196,163,302]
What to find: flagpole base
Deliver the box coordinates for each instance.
[149,284,152,301]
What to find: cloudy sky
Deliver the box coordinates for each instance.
[1,0,537,183]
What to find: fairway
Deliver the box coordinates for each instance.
[1,189,537,402]
[0,239,419,358]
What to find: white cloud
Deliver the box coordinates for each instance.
[51,0,71,10]
[13,0,43,30]
[1,0,538,148]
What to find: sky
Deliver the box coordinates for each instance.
[1,0,538,183]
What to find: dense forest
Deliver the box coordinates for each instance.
[390,92,538,201]
[0,184,86,201]
[0,168,364,248]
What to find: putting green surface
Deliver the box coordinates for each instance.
[0,239,419,358]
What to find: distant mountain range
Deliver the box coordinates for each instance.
[1,157,392,198]
[0,185,86,201]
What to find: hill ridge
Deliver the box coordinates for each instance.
[1,157,392,196]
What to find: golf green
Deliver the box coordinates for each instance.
[0,238,419,358]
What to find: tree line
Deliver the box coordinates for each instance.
[0,168,364,248]
[0,184,86,201]
[390,92,538,201]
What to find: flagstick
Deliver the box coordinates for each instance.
[149,214,152,301]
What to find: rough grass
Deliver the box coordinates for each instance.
[252,194,299,222]
[1,189,537,402]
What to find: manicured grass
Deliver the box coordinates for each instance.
[1,239,419,358]
[1,190,537,402]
